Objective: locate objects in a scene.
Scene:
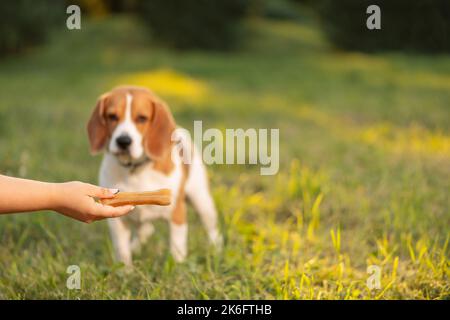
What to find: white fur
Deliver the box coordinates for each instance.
[99,94,221,266]
[184,140,223,248]
[108,94,144,160]
[170,223,187,262]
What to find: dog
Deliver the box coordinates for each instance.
[87,85,222,266]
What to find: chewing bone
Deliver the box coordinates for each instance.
[100,189,171,207]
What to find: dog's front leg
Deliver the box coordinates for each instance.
[170,194,188,262]
[131,222,155,253]
[170,222,187,262]
[108,218,132,267]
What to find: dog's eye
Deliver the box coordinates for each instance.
[136,115,148,123]
[107,114,119,122]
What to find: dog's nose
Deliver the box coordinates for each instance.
[116,135,132,150]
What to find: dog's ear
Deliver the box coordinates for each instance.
[144,98,176,160]
[87,94,109,154]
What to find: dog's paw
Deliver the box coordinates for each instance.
[170,244,187,263]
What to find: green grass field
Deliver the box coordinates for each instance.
[0,15,448,299]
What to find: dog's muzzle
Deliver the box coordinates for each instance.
[116,134,132,150]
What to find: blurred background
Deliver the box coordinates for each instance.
[0,0,448,299]
[1,0,449,53]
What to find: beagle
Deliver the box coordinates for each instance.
[87,86,222,266]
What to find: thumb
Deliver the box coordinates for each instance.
[85,184,119,199]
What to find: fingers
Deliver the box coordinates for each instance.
[91,202,135,218]
[84,183,119,199]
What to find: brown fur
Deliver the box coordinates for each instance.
[88,86,187,224]
[171,162,190,225]
[87,86,177,174]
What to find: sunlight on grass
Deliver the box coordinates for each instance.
[360,123,450,157]
[316,52,390,73]
[115,69,210,102]
[316,52,450,90]
[395,72,450,91]
[297,105,450,158]
[215,160,449,299]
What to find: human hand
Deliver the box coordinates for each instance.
[50,181,134,223]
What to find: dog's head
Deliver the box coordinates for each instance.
[87,86,176,166]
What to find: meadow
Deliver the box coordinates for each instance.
[0,14,448,299]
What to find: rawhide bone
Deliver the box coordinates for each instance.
[100,189,171,207]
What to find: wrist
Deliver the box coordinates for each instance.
[45,182,63,211]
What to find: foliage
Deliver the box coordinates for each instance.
[0,0,63,55]
[314,0,450,52]
[260,0,302,21]
[137,0,251,50]
[69,0,137,16]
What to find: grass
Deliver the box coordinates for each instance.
[0,14,449,299]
